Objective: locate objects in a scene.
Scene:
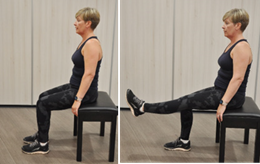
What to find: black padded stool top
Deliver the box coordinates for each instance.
[224,97,260,118]
[78,91,117,114]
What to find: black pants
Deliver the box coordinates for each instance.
[144,86,245,140]
[36,83,97,142]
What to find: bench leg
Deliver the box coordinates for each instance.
[100,121,105,136]
[219,122,226,163]
[76,117,83,161]
[216,119,220,143]
[244,128,249,144]
[109,117,117,162]
[73,115,78,136]
[254,123,260,162]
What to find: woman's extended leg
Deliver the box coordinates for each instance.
[126,87,224,117]
[143,87,223,114]
[126,87,223,151]
[126,86,245,151]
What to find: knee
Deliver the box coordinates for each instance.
[37,99,41,106]
[36,99,42,110]
[37,98,47,110]
[39,92,46,99]
[36,98,50,116]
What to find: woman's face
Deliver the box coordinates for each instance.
[222,18,236,38]
[74,16,86,34]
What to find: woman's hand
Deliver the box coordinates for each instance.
[216,104,226,122]
[72,100,81,116]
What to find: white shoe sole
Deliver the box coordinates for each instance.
[164,147,191,152]
[22,150,50,155]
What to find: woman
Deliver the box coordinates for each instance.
[22,7,103,154]
[126,8,252,151]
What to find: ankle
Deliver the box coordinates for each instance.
[140,103,145,113]
[40,142,48,146]
[180,138,189,144]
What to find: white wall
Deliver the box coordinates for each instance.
[120,0,260,107]
[32,0,118,105]
[1,0,259,108]
[0,0,32,105]
[121,0,174,105]
[0,0,118,105]
[255,37,260,106]
[174,0,260,98]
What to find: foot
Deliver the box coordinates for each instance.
[164,138,191,151]
[126,89,145,117]
[22,140,49,154]
[23,132,38,144]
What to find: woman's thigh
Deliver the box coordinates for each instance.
[178,87,245,110]
[39,83,71,99]
[38,88,98,111]
[181,86,224,110]
[38,87,77,111]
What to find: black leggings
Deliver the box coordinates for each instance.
[36,83,97,142]
[144,86,245,140]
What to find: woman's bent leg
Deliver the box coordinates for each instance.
[36,87,97,143]
[37,87,77,142]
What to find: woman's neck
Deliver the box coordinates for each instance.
[229,33,244,44]
[81,30,95,42]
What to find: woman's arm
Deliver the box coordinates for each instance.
[72,39,101,116]
[216,42,252,122]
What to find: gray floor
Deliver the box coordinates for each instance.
[0,107,257,163]
[0,107,118,164]
[120,110,256,163]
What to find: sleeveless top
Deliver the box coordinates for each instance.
[70,36,102,90]
[214,39,251,95]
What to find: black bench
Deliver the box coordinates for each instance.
[215,97,260,162]
[73,91,118,162]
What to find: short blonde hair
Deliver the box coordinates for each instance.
[75,7,100,30]
[223,8,249,32]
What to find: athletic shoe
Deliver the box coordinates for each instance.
[126,89,145,117]
[164,138,191,151]
[23,132,38,144]
[22,140,49,154]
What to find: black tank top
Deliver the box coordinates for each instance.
[70,36,102,90]
[214,39,251,95]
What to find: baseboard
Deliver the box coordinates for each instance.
[0,104,36,108]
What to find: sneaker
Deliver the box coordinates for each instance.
[126,89,145,117]
[22,140,49,154]
[23,132,38,144]
[164,138,191,151]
